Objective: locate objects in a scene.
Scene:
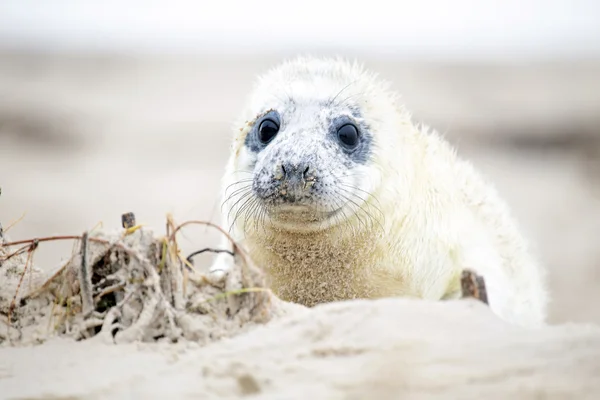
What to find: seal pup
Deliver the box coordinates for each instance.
[209,57,548,327]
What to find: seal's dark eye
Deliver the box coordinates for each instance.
[258,119,279,144]
[337,124,359,149]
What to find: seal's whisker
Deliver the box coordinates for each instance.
[331,194,355,237]
[259,204,270,233]
[221,184,253,210]
[254,202,266,233]
[240,197,262,234]
[327,80,359,107]
[336,183,386,224]
[223,179,254,196]
[339,183,384,209]
[336,189,385,234]
[229,194,257,234]
[342,195,386,231]
[221,184,254,211]
[336,91,365,107]
[339,189,385,226]
[335,191,370,232]
[222,187,252,209]
[249,200,266,234]
[242,198,261,234]
[226,189,254,225]
[340,188,385,231]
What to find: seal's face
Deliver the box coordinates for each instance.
[225,58,391,233]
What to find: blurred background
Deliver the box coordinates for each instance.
[0,0,599,324]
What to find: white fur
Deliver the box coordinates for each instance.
[210,56,548,328]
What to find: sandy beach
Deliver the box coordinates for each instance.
[1,53,600,398]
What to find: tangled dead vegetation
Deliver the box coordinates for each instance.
[0,212,293,346]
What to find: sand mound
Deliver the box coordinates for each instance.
[1,215,600,399]
[0,216,297,347]
[1,299,599,399]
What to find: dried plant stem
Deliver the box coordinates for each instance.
[3,212,26,234]
[0,244,31,262]
[2,235,84,248]
[169,220,249,265]
[94,283,126,303]
[25,254,75,300]
[121,212,136,229]
[78,232,94,316]
[7,240,38,335]
[115,293,160,344]
[3,235,156,271]
[186,248,234,267]
[461,269,489,305]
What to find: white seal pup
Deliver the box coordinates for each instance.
[210,56,548,327]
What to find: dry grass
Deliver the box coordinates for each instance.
[0,212,282,346]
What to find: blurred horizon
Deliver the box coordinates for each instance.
[1,0,600,60]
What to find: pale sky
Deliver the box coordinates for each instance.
[1,0,599,59]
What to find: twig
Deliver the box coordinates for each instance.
[3,235,151,269]
[0,244,31,262]
[169,220,248,266]
[25,253,76,300]
[121,212,143,236]
[186,248,234,268]
[460,269,489,305]
[157,238,169,272]
[115,291,160,344]
[7,239,39,333]
[96,307,121,344]
[78,232,94,316]
[93,283,126,303]
[2,235,84,247]
[165,214,180,258]
[121,212,136,229]
[75,318,106,339]
[3,212,26,235]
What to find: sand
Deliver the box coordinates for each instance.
[1,52,600,398]
[1,298,600,399]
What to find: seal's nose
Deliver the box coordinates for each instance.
[280,163,310,183]
[277,162,313,200]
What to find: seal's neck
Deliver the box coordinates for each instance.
[243,224,380,306]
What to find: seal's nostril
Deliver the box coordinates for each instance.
[281,164,287,177]
[303,166,310,179]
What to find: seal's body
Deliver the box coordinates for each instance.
[211,57,548,327]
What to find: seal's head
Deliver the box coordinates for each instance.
[224,57,411,234]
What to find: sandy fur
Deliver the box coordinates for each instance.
[211,56,548,327]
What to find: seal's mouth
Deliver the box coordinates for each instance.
[270,203,342,218]
[255,198,345,229]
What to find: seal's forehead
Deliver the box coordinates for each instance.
[267,57,366,86]
[249,57,376,111]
